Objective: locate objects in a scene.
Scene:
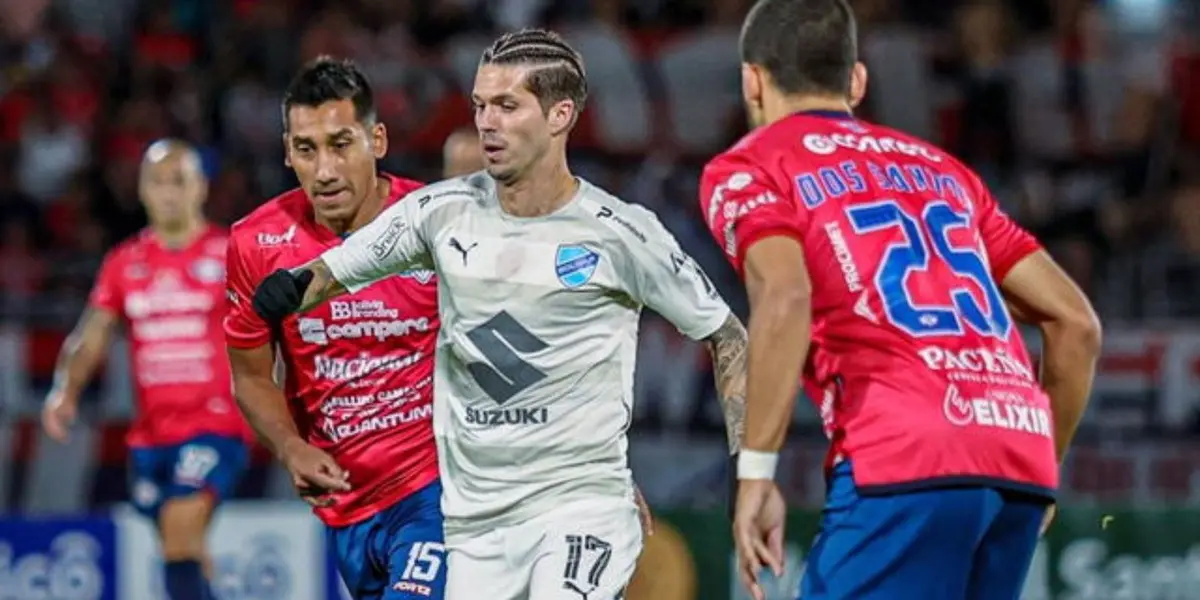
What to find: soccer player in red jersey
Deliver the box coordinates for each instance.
[42,139,251,600]
[705,1,1104,599]
[223,57,445,600]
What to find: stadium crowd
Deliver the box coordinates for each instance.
[1,0,1197,326]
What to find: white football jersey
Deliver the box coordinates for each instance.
[322,172,731,535]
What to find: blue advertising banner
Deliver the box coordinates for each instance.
[0,517,117,600]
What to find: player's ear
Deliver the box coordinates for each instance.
[741,63,767,111]
[282,134,292,167]
[547,99,574,136]
[371,122,388,159]
[849,62,868,109]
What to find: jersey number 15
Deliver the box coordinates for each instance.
[847,200,1011,340]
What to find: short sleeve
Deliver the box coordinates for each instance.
[88,250,124,316]
[621,206,731,340]
[322,187,436,294]
[699,152,801,275]
[224,233,272,349]
[971,176,1042,281]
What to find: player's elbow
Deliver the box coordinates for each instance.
[1042,304,1103,358]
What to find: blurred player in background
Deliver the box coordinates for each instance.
[249,29,747,600]
[43,140,250,600]
[704,1,1103,599]
[442,127,484,177]
[224,57,445,600]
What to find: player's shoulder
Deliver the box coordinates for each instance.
[850,120,987,197]
[390,172,488,221]
[198,224,230,255]
[852,119,960,164]
[703,131,762,179]
[108,225,184,265]
[230,187,309,246]
[574,179,665,245]
[383,172,425,198]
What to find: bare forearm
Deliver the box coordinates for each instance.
[296,259,347,313]
[52,342,103,398]
[1039,321,1101,462]
[234,378,303,458]
[706,314,749,455]
[744,292,809,452]
[51,310,113,397]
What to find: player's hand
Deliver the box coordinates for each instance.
[733,479,786,600]
[252,269,314,324]
[42,390,78,443]
[1039,503,1057,536]
[634,485,654,537]
[280,438,351,506]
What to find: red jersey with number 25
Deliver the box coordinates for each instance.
[701,111,1057,498]
[89,225,251,448]
[224,175,440,527]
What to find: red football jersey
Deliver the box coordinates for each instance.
[224,174,440,526]
[89,225,251,448]
[701,111,1057,497]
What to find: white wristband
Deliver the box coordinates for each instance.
[737,450,779,481]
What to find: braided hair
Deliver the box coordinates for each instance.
[480,29,588,121]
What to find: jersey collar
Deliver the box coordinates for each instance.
[145,222,213,253]
[796,109,854,120]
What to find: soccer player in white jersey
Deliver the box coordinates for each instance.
[249,29,751,600]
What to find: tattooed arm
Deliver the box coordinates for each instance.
[294,259,348,313]
[705,313,749,456]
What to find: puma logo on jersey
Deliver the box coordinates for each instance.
[449,237,477,265]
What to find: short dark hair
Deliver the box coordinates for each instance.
[281,56,376,131]
[740,0,857,97]
[480,29,588,118]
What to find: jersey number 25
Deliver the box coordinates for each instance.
[847,200,1011,340]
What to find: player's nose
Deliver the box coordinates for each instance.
[475,107,500,132]
[314,165,340,187]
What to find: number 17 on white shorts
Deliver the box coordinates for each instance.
[445,499,642,600]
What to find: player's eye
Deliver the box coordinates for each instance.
[333,141,351,150]
[501,103,517,112]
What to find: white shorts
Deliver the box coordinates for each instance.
[445,499,643,600]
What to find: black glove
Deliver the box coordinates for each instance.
[252,268,315,325]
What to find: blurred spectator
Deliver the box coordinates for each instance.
[0,0,1194,326]
[16,81,89,204]
[44,173,92,249]
[947,0,1018,188]
[221,63,282,160]
[1144,181,1200,319]
[0,152,41,233]
[0,218,47,300]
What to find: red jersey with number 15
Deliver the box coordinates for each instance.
[701,111,1057,498]
[89,225,252,448]
[224,174,440,527]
